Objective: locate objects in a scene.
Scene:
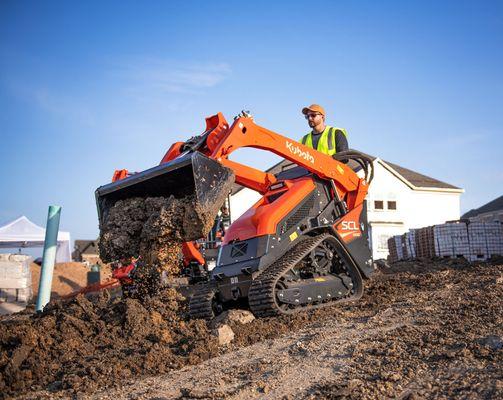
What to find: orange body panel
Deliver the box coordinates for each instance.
[174,112,369,212]
[205,112,231,151]
[160,142,184,164]
[182,241,205,266]
[211,119,358,184]
[223,178,316,243]
[112,169,129,182]
[334,203,365,244]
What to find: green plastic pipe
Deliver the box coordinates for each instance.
[36,205,62,311]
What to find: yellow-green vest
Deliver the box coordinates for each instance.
[301,126,348,156]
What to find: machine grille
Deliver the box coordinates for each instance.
[230,242,248,258]
[280,192,315,234]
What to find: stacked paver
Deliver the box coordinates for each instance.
[387,221,503,263]
[467,222,503,262]
[415,226,435,259]
[404,230,416,259]
[433,222,470,259]
[387,235,403,262]
[0,254,33,304]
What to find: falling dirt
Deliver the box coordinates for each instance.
[1,258,502,399]
[98,166,235,288]
[98,195,201,274]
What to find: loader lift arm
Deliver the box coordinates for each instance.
[158,112,368,206]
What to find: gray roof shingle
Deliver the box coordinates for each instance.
[462,195,503,219]
[384,161,461,190]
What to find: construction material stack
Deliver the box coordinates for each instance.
[486,222,503,258]
[387,236,402,262]
[404,230,416,259]
[415,226,435,259]
[468,222,503,262]
[433,222,470,259]
[0,254,32,313]
[387,221,503,263]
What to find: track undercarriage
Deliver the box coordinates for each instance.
[189,233,364,319]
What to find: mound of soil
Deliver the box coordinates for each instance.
[99,196,193,275]
[0,289,218,398]
[30,263,113,299]
[1,259,501,399]
[99,166,235,267]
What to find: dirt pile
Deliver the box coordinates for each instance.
[1,259,501,399]
[98,167,235,278]
[100,259,501,399]
[97,158,235,296]
[30,263,113,298]
[0,289,218,399]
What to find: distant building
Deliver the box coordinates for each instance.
[462,195,503,223]
[73,240,100,264]
[228,155,463,260]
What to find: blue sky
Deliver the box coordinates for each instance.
[1,0,502,251]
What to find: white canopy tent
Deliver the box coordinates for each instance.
[0,216,71,262]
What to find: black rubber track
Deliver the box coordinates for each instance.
[248,233,363,317]
[188,283,217,320]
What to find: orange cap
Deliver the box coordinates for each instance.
[302,104,325,116]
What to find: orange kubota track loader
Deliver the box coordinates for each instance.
[95,112,375,319]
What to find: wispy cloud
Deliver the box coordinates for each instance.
[6,82,96,126]
[114,58,232,95]
[2,57,232,130]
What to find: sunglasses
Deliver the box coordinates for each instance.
[305,113,321,119]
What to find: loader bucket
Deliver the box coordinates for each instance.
[95,152,235,239]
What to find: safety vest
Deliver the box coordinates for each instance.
[301,126,348,156]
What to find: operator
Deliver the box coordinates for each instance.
[301,104,348,155]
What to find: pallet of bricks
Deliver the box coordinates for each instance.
[388,221,503,263]
[415,226,435,259]
[387,235,406,263]
[433,221,470,259]
[467,221,503,262]
[388,233,416,262]
[0,254,33,306]
[404,230,416,259]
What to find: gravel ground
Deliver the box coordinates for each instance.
[3,258,501,400]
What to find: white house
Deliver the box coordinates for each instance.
[228,156,463,260]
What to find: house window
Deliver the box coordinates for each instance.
[374,200,384,210]
[387,201,397,210]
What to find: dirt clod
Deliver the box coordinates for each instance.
[213,324,235,346]
[210,309,255,328]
